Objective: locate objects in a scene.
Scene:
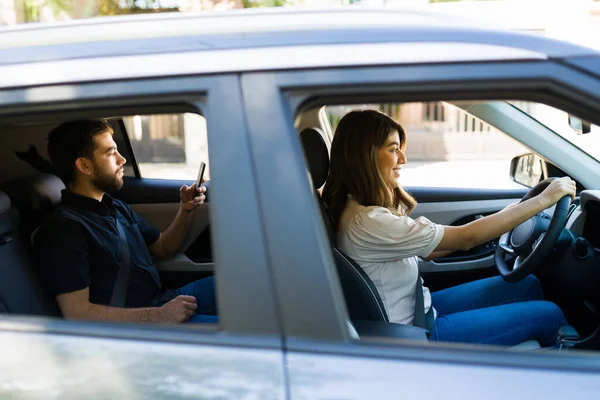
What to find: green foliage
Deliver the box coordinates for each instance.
[23,0,74,22]
[98,0,178,16]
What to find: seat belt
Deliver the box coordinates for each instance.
[414,270,434,337]
[109,218,131,307]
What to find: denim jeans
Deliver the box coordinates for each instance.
[430,275,567,347]
[175,276,219,323]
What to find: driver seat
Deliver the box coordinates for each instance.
[300,127,389,322]
[299,127,545,350]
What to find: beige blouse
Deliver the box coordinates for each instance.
[338,200,444,325]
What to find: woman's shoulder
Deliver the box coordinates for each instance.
[345,200,399,219]
[342,200,410,232]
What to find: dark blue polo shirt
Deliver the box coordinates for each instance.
[34,190,162,307]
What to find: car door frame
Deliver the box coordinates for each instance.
[0,72,285,376]
[241,57,600,375]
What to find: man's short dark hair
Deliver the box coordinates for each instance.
[47,119,113,185]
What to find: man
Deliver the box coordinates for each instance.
[34,119,217,324]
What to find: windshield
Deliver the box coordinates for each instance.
[508,101,600,162]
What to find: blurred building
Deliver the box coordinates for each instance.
[0,0,16,24]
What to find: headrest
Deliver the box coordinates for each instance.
[299,127,330,189]
[0,191,11,216]
[2,174,65,232]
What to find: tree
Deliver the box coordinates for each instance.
[99,0,179,16]
[21,0,73,22]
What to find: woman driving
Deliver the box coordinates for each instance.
[322,109,576,346]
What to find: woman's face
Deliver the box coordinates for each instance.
[377,131,406,189]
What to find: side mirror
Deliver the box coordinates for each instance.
[568,114,591,134]
[510,153,544,188]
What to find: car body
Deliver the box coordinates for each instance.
[1,7,600,399]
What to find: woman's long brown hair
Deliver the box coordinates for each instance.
[322,109,417,230]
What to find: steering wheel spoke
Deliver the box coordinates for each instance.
[498,232,515,255]
[512,256,525,271]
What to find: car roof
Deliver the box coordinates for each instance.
[1,7,597,90]
[1,7,596,61]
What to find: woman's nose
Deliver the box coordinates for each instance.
[398,150,407,164]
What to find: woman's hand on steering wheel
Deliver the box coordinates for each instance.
[539,177,577,205]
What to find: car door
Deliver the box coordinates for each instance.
[241,52,600,398]
[0,71,286,398]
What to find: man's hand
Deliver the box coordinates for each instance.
[180,182,206,213]
[159,295,197,323]
[150,182,207,260]
[56,288,197,324]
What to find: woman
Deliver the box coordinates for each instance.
[322,109,576,347]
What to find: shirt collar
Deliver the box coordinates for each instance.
[61,189,115,216]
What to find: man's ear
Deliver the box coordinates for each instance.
[75,157,93,176]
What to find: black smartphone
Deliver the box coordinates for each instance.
[196,161,206,189]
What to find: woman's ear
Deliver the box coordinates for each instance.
[74,157,93,176]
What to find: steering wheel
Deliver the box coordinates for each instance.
[494,178,572,283]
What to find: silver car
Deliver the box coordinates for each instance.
[1,7,600,399]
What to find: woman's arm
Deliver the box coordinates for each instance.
[432,177,576,253]
[420,250,455,262]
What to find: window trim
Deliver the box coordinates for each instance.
[115,117,141,179]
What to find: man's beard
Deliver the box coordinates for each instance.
[91,167,123,193]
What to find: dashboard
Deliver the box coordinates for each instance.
[570,191,600,249]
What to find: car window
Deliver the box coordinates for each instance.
[0,111,220,329]
[509,101,600,162]
[121,113,210,180]
[296,97,600,355]
[326,102,530,189]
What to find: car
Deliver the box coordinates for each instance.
[1,6,600,399]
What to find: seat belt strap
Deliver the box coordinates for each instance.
[109,218,131,307]
[413,270,427,330]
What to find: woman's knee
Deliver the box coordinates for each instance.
[533,300,567,326]
[517,274,543,300]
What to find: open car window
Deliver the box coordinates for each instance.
[121,113,210,181]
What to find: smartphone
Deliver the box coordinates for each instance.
[196,161,206,189]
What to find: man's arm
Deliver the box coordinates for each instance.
[56,287,197,324]
[149,183,206,259]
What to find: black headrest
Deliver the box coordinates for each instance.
[0,191,10,216]
[299,128,330,189]
[0,191,12,237]
[2,174,65,233]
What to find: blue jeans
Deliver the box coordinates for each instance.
[175,276,219,323]
[430,275,567,347]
